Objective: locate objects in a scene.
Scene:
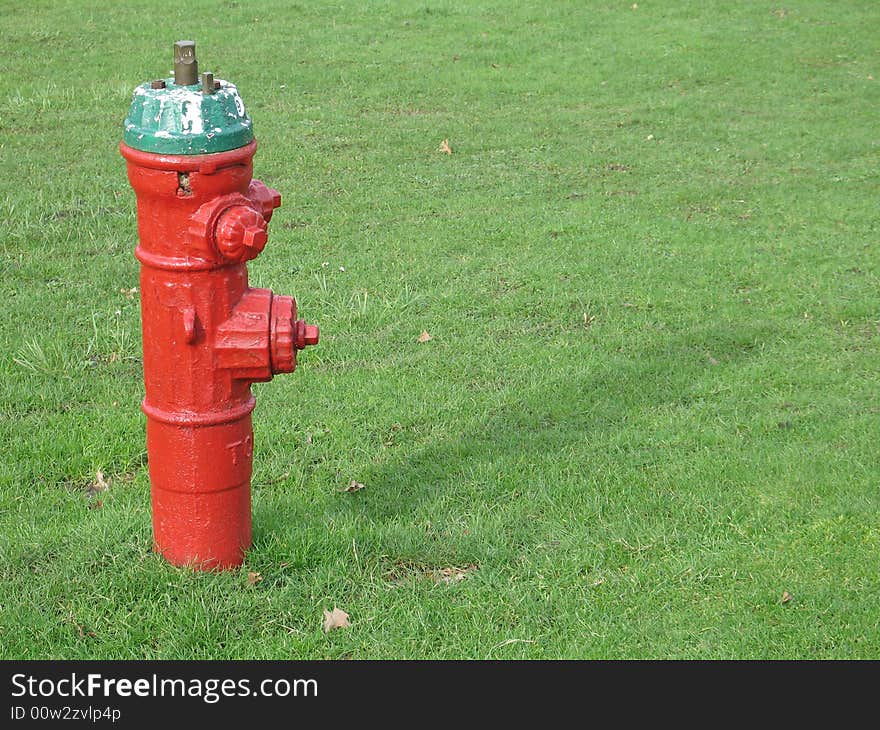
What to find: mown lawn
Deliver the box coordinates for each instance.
[0,0,878,659]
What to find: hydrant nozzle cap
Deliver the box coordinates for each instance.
[122,41,254,155]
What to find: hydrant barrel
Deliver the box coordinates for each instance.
[120,42,318,570]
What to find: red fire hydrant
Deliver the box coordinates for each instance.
[120,41,318,570]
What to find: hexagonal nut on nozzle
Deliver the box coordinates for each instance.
[247,180,282,223]
[214,206,268,262]
[295,320,320,349]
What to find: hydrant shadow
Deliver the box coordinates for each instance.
[252,315,781,570]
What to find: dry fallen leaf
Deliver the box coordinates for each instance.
[386,562,479,586]
[74,622,97,639]
[248,571,262,585]
[87,470,110,498]
[344,480,365,493]
[418,330,432,343]
[323,607,351,632]
[68,613,97,639]
[432,564,478,584]
[781,591,793,604]
[438,139,452,155]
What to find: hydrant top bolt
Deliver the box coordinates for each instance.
[201,72,215,95]
[173,40,198,86]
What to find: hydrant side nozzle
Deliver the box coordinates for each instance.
[268,299,320,375]
[214,205,268,262]
[269,294,296,375]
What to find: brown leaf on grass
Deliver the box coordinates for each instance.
[120,287,138,300]
[438,139,452,155]
[248,571,262,585]
[88,500,102,511]
[323,607,351,632]
[385,561,479,585]
[781,591,793,604]
[344,480,365,493]
[431,564,478,584]
[68,614,97,639]
[417,330,432,343]
[87,470,110,498]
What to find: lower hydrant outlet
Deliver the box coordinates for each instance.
[121,41,318,570]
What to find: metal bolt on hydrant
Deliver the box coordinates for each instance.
[120,41,318,570]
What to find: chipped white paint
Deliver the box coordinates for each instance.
[124,78,252,152]
[180,98,203,134]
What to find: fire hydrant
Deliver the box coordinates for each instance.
[120,41,318,570]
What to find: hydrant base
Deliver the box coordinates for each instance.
[152,485,252,570]
[146,413,255,570]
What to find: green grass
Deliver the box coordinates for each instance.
[1,0,878,659]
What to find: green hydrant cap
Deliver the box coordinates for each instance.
[123,41,254,155]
